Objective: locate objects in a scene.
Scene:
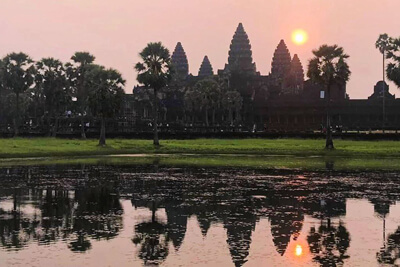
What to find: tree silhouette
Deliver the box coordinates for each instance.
[222,90,243,126]
[195,79,220,127]
[307,45,351,149]
[87,65,125,146]
[135,42,172,146]
[380,36,400,89]
[67,51,96,139]
[1,52,35,136]
[35,58,69,136]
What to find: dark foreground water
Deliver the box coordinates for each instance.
[1,164,400,266]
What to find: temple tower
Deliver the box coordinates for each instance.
[198,56,214,77]
[226,23,256,75]
[271,40,292,80]
[171,42,189,80]
[282,54,304,94]
[290,54,304,83]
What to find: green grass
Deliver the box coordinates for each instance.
[1,138,400,159]
[0,138,400,170]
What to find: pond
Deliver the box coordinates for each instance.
[0,163,399,266]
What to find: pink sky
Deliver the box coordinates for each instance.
[1,0,399,99]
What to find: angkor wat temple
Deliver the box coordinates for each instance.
[123,23,400,133]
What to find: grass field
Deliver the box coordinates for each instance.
[0,138,400,169]
[0,138,400,158]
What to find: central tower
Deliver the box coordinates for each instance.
[226,23,256,75]
[171,42,189,80]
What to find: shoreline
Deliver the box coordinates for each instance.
[1,137,400,158]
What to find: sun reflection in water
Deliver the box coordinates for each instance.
[295,244,303,257]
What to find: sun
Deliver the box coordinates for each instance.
[292,29,308,45]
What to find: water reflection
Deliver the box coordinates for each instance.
[132,212,169,264]
[0,182,122,254]
[1,165,400,266]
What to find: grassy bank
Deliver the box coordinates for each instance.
[1,138,400,159]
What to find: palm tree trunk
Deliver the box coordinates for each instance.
[47,108,54,137]
[236,108,241,123]
[212,109,216,125]
[80,107,86,139]
[153,89,159,146]
[229,108,233,126]
[14,92,20,137]
[205,108,209,127]
[52,116,59,137]
[325,85,334,149]
[99,116,106,146]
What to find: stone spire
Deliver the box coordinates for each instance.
[282,54,304,94]
[171,42,189,80]
[271,40,292,80]
[198,56,214,77]
[289,54,304,84]
[227,23,256,74]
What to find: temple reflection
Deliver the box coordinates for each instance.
[2,165,400,266]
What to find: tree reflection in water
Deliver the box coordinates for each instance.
[4,165,400,266]
[0,189,40,250]
[0,181,123,253]
[377,226,400,265]
[132,201,169,265]
[0,209,38,250]
[307,221,350,266]
[375,198,400,265]
[306,198,351,266]
[68,187,123,252]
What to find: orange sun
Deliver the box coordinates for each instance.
[292,29,308,45]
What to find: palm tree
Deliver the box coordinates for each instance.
[1,53,35,136]
[384,37,400,88]
[69,52,96,139]
[307,45,351,149]
[35,58,69,136]
[87,65,125,146]
[0,59,5,126]
[376,34,392,131]
[194,79,219,126]
[135,42,172,146]
[222,90,243,126]
[184,87,201,124]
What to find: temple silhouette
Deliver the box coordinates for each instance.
[122,23,400,133]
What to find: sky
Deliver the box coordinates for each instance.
[1,0,399,99]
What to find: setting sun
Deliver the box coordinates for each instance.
[292,29,308,45]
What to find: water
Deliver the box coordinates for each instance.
[0,164,400,266]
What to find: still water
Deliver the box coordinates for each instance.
[0,164,400,266]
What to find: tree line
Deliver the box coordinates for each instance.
[1,35,400,148]
[0,52,125,145]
